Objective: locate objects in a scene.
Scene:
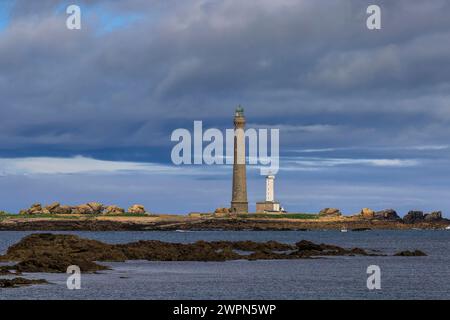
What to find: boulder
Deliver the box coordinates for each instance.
[214,207,231,217]
[103,205,125,215]
[319,208,341,217]
[86,202,104,214]
[28,203,43,215]
[374,209,400,221]
[52,205,73,215]
[45,202,60,212]
[215,208,230,213]
[128,204,146,214]
[360,208,375,219]
[20,203,46,215]
[19,202,71,215]
[403,211,424,224]
[72,204,95,215]
[424,211,443,222]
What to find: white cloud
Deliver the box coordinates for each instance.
[284,157,419,169]
[251,124,341,133]
[0,156,187,176]
[292,145,450,153]
[408,145,449,151]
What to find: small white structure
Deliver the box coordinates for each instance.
[256,174,284,213]
[266,175,275,202]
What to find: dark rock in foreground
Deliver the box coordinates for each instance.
[0,277,47,288]
[0,234,426,275]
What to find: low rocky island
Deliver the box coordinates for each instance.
[0,234,428,288]
[0,233,380,274]
[0,203,449,231]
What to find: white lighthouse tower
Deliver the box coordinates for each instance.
[266,175,275,202]
[256,174,284,213]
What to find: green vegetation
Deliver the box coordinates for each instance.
[239,213,319,219]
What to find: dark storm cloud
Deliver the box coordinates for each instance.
[0,4,448,174]
[1,0,450,155]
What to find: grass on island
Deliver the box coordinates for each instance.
[239,213,319,219]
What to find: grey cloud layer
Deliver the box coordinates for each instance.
[1,0,450,151]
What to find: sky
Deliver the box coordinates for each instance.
[1,0,450,216]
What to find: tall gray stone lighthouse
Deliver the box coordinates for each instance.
[231,106,249,213]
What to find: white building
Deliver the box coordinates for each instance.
[256,175,284,213]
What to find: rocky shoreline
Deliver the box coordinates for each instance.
[0,217,448,231]
[1,203,449,231]
[0,233,426,273]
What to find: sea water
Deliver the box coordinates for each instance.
[0,230,449,299]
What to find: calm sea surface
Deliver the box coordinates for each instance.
[0,230,449,300]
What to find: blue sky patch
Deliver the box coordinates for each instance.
[0,0,14,31]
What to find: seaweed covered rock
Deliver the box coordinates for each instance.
[0,234,382,274]
[0,265,18,275]
[0,233,125,272]
[0,234,426,276]
[14,254,108,273]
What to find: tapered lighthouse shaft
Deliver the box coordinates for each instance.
[231,107,248,213]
